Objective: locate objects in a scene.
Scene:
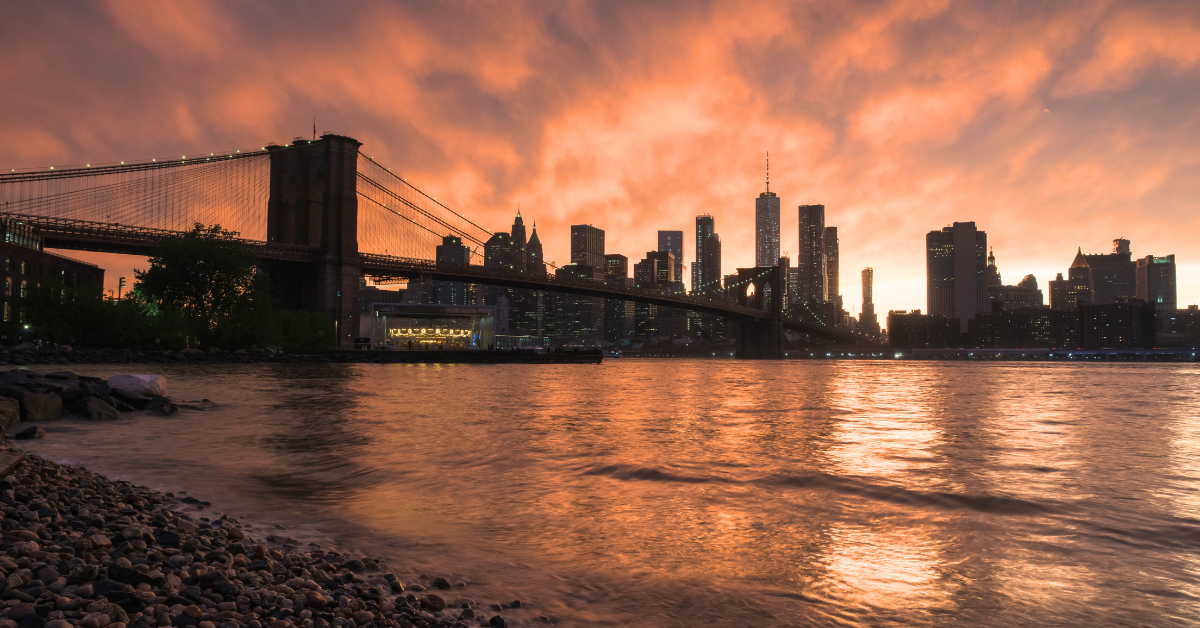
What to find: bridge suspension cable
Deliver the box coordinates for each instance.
[355,154,548,275]
[0,150,271,240]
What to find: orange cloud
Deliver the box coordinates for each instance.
[0,0,1197,314]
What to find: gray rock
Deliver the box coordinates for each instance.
[146,396,177,415]
[110,388,151,409]
[74,397,123,421]
[19,392,61,421]
[14,426,44,440]
[0,397,18,431]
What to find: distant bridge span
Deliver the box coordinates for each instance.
[0,135,876,354]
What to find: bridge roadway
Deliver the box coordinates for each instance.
[3,212,870,344]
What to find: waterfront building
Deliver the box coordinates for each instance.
[511,211,527,249]
[433,235,473,305]
[982,251,1044,311]
[985,249,1002,287]
[525,223,545,276]
[483,232,519,272]
[755,154,780,267]
[966,309,1081,349]
[1175,305,1200,341]
[633,251,674,338]
[1049,249,1095,311]
[859,268,881,340]
[570,225,605,280]
[1136,254,1177,313]
[604,254,634,344]
[1084,239,1136,304]
[1080,301,1156,349]
[824,226,840,307]
[658,230,684,291]
[786,268,800,304]
[0,218,105,342]
[693,215,722,296]
[510,219,547,342]
[798,205,826,303]
[367,303,495,351]
[887,310,961,349]
[926,221,987,333]
[986,276,1044,311]
[553,264,603,347]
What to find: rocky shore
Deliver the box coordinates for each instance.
[0,451,512,628]
[0,369,520,628]
[0,348,600,366]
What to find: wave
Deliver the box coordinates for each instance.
[582,463,1058,515]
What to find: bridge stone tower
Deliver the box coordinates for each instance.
[265,135,361,347]
[734,264,788,359]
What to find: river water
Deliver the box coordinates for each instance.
[16,361,1200,627]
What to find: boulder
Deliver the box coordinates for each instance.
[20,393,62,422]
[0,398,17,432]
[82,381,110,396]
[106,374,166,397]
[14,426,44,440]
[10,343,33,351]
[146,396,177,416]
[73,397,123,421]
[0,386,26,400]
[110,389,151,409]
[45,372,78,380]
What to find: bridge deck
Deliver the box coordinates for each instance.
[1,212,873,345]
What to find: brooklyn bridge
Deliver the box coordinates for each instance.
[0,135,874,357]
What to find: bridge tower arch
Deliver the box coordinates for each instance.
[734,264,788,359]
[265,135,362,347]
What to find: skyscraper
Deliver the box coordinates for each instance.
[693,215,717,293]
[823,226,840,306]
[553,265,603,347]
[658,230,684,290]
[512,219,546,337]
[511,211,527,249]
[859,267,880,338]
[755,153,780,267]
[633,251,674,338]
[1085,239,1136,305]
[525,223,544,276]
[570,225,605,279]
[1136,254,1177,312]
[1048,249,1095,311]
[603,254,633,344]
[798,204,826,303]
[926,221,988,333]
[433,235,472,305]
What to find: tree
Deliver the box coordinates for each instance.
[134,223,271,346]
[20,279,153,346]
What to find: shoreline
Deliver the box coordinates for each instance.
[0,447,513,628]
[1,347,1194,366]
[0,349,600,367]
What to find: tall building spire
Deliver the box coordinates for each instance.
[766,151,770,193]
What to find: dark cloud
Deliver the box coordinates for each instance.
[2,0,1198,311]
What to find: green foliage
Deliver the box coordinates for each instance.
[134,223,270,346]
[16,223,333,349]
[13,279,155,346]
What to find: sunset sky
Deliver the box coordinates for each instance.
[3,0,1199,315]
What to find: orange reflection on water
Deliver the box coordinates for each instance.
[811,522,954,618]
[824,363,949,488]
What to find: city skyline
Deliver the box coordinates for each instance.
[5,1,1199,317]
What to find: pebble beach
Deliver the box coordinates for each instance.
[0,368,516,628]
